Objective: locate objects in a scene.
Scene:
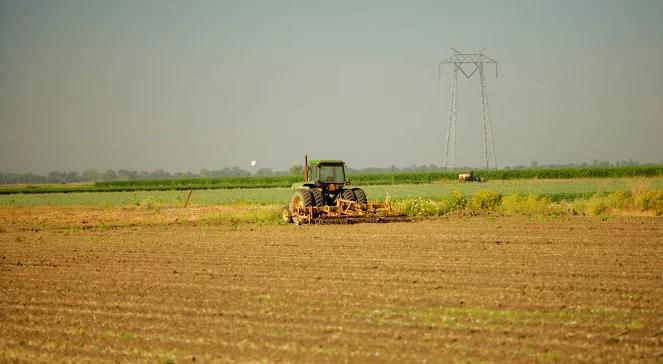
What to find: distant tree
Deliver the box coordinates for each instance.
[63,171,80,183]
[255,168,273,176]
[116,169,130,181]
[231,167,250,177]
[289,165,303,177]
[47,171,65,183]
[0,172,39,184]
[150,169,171,180]
[81,169,98,182]
[101,169,117,182]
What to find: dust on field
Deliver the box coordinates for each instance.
[1,209,662,362]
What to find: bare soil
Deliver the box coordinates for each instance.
[1,207,662,363]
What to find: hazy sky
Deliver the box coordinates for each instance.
[1,0,662,173]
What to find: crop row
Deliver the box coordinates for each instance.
[1,165,662,195]
[2,178,662,206]
[92,165,663,187]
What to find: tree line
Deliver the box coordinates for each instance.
[0,159,646,185]
[0,168,273,184]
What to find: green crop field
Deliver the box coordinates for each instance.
[1,165,663,194]
[1,177,661,207]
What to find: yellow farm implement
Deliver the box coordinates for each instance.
[282,155,408,224]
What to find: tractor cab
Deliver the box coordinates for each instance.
[306,160,347,204]
[308,160,346,185]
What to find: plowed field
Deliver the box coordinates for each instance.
[1,210,662,363]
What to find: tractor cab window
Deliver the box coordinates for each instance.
[318,165,345,184]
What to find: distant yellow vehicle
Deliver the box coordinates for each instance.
[458,170,482,182]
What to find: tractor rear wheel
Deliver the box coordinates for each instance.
[290,188,315,214]
[352,188,368,204]
[310,188,325,207]
[341,189,357,202]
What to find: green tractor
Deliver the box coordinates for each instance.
[282,156,406,224]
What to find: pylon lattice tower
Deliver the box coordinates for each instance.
[439,49,498,169]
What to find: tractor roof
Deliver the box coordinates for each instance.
[308,159,345,166]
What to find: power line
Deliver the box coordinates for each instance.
[439,49,498,169]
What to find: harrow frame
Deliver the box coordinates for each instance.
[290,198,408,225]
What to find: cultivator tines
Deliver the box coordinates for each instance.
[291,199,408,225]
[309,216,411,225]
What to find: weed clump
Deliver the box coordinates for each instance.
[571,189,663,216]
[399,188,663,218]
[568,191,626,216]
[202,205,283,225]
[500,193,551,215]
[139,196,165,209]
[440,189,468,213]
[244,206,282,224]
[635,190,663,215]
[578,195,611,216]
[397,198,441,217]
[470,190,502,211]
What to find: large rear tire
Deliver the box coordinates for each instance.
[310,188,325,207]
[352,188,368,204]
[341,189,357,202]
[290,188,314,213]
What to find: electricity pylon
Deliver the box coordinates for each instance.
[439,49,498,169]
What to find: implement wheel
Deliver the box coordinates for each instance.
[352,188,368,204]
[341,189,356,202]
[310,188,325,207]
[280,205,292,223]
[290,188,315,215]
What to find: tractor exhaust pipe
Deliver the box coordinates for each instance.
[304,154,309,181]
